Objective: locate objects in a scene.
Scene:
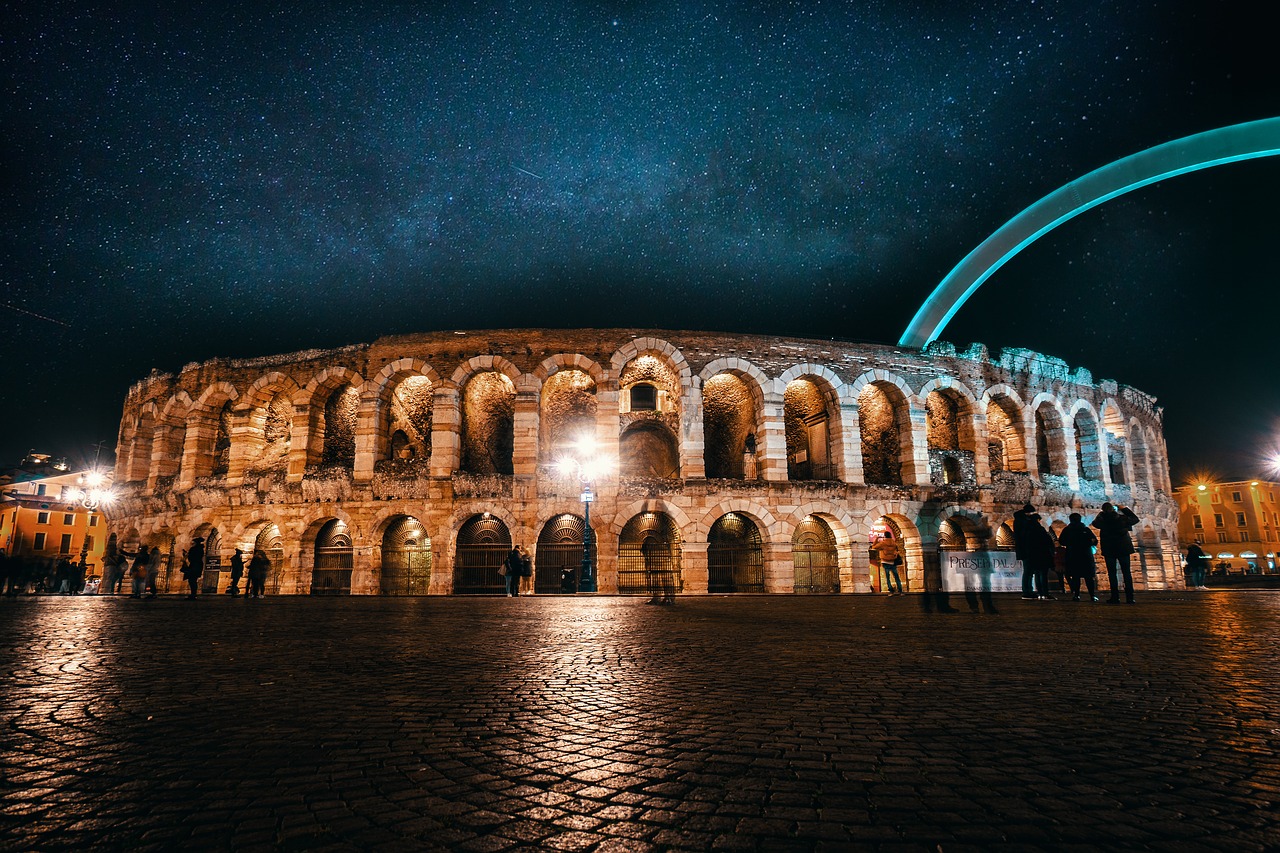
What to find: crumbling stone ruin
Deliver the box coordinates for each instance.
[109,329,1181,595]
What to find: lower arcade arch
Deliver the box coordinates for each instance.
[616,512,682,595]
[869,515,914,593]
[380,515,431,595]
[792,515,840,594]
[535,514,589,594]
[251,523,285,595]
[707,513,765,593]
[312,519,353,595]
[200,527,225,595]
[453,514,512,595]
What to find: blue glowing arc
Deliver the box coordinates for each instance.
[899,118,1280,348]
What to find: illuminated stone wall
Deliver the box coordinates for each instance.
[109,329,1182,596]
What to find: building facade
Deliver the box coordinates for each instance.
[1175,479,1280,574]
[1,459,111,577]
[108,329,1181,596]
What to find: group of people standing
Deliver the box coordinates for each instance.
[176,537,271,599]
[500,546,532,596]
[1015,502,1141,603]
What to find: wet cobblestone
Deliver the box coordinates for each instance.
[1,592,1279,851]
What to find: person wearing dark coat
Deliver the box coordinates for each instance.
[1185,542,1209,590]
[228,548,245,595]
[1058,512,1100,601]
[1013,503,1056,600]
[1091,502,1140,604]
[183,537,205,600]
[246,550,270,598]
[502,547,522,597]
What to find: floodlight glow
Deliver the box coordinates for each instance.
[900,118,1280,348]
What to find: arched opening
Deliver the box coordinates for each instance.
[926,389,975,485]
[461,372,515,475]
[453,514,511,594]
[869,516,908,593]
[617,512,682,595]
[1034,403,1067,477]
[986,395,1026,474]
[629,382,658,411]
[541,369,597,456]
[536,514,589,594]
[311,519,353,595]
[381,515,431,595]
[125,410,156,482]
[785,378,835,481]
[792,515,839,594]
[210,401,233,477]
[200,527,224,594]
[383,375,433,464]
[151,414,186,484]
[619,421,680,479]
[707,513,764,593]
[702,373,757,480]
[247,391,292,475]
[321,385,358,470]
[1073,410,1104,482]
[993,520,1017,550]
[253,523,285,595]
[858,383,906,485]
[1101,406,1128,486]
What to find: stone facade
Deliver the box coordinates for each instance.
[109,329,1182,595]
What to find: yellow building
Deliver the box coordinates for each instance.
[1,458,112,579]
[1174,479,1280,575]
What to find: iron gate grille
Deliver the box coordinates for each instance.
[254,525,285,595]
[707,514,764,593]
[792,515,839,594]
[382,546,432,595]
[312,519,353,595]
[536,514,587,594]
[617,514,682,595]
[201,530,223,594]
[453,514,512,595]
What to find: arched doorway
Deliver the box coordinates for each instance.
[536,514,588,594]
[707,513,764,593]
[253,523,285,595]
[792,515,839,594]
[869,516,907,593]
[381,516,431,595]
[201,528,223,594]
[617,513,682,595]
[454,514,511,595]
[311,519,353,595]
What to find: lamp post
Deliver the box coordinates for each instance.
[559,437,604,594]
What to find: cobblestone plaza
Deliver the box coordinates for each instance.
[2,593,1278,851]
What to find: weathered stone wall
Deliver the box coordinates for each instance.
[109,328,1180,596]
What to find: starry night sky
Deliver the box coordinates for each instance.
[1,1,1276,481]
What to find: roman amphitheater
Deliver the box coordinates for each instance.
[109,329,1182,596]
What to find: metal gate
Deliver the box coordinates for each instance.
[707,513,764,593]
[536,514,590,594]
[381,515,431,595]
[201,528,223,594]
[617,513,682,595]
[311,519,352,595]
[792,515,839,594]
[254,524,285,595]
[453,514,511,595]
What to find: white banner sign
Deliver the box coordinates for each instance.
[941,550,1023,593]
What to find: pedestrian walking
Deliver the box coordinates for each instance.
[247,549,270,598]
[873,535,904,594]
[1058,512,1100,601]
[502,546,522,597]
[145,547,164,598]
[1185,541,1209,590]
[120,544,150,598]
[1091,502,1140,604]
[1014,503,1056,600]
[228,548,244,596]
[182,537,205,599]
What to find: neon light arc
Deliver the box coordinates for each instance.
[899,118,1280,349]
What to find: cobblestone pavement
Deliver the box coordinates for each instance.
[2,591,1279,852]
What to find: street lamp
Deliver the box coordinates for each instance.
[67,470,113,511]
[559,437,605,594]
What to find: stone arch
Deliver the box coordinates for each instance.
[615,509,684,596]
[458,370,516,476]
[534,353,608,386]
[618,420,680,479]
[863,506,925,593]
[919,377,980,486]
[850,371,915,486]
[534,512,589,594]
[123,402,160,483]
[539,366,599,458]
[610,336,692,384]
[606,498,694,538]
[186,382,239,481]
[1069,399,1104,483]
[239,372,302,476]
[453,512,514,595]
[1128,418,1152,490]
[787,502,860,593]
[367,359,443,466]
[981,384,1028,474]
[1030,393,1071,479]
[706,511,766,593]
[376,513,432,596]
[298,367,365,471]
[1100,399,1129,486]
[698,358,770,481]
[779,365,845,482]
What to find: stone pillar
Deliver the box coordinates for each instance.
[762,542,793,593]
[429,537,454,595]
[682,541,708,593]
[352,393,381,483]
[177,416,212,491]
[759,391,787,482]
[429,386,461,479]
[1021,409,1040,478]
[596,378,621,481]
[838,400,863,485]
[681,383,706,480]
[848,541,873,593]
[286,406,311,484]
[903,401,932,486]
[1062,421,1081,491]
[350,544,376,595]
[970,410,990,484]
[225,411,257,488]
[512,381,540,478]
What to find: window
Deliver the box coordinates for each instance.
[36,484,46,496]
[1217,532,1229,543]
[89,515,99,527]
[1194,534,1205,544]
[1232,491,1243,502]
[1236,512,1247,527]
[1193,515,1203,529]
[629,382,657,412]
[1241,532,1250,542]
[33,532,46,550]
[59,534,72,554]
[83,535,94,551]
[1214,513,1224,528]
[37,511,50,524]
[1211,493,1221,504]
[63,513,74,525]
